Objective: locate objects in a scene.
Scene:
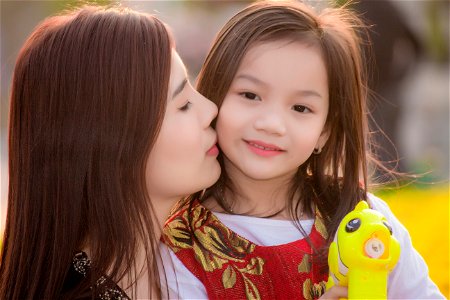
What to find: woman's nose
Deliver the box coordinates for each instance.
[197,91,218,127]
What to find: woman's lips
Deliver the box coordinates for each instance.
[245,140,284,157]
[206,144,219,156]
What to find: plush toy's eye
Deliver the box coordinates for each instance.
[345,218,361,232]
[383,221,393,235]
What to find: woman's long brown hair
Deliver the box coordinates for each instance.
[1,6,171,299]
[197,0,371,246]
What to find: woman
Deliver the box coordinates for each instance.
[0,5,220,299]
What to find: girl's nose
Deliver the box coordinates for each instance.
[253,109,287,136]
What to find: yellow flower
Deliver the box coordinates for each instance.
[375,185,449,298]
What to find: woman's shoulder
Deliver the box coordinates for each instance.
[62,251,130,300]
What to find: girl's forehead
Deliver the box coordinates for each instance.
[244,39,322,58]
[239,39,324,69]
[231,39,329,101]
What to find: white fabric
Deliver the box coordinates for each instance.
[211,212,314,246]
[160,194,445,299]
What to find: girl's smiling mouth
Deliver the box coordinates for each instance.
[244,139,285,157]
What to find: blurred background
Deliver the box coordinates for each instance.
[1,0,448,296]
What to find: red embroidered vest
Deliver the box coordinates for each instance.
[162,200,329,300]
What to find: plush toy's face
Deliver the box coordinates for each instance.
[336,201,400,270]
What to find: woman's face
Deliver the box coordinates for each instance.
[145,50,220,201]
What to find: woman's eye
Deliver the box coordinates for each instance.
[292,105,311,113]
[240,92,261,101]
[179,101,191,111]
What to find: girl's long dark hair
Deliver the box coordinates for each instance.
[197,0,371,245]
[1,6,172,299]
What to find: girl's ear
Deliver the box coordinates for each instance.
[316,127,330,150]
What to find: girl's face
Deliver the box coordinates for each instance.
[216,40,329,181]
[146,51,220,200]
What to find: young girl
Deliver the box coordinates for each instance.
[161,1,444,299]
[0,5,220,299]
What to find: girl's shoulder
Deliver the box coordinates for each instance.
[366,193,390,211]
[365,194,445,299]
[365,193,410,238]
[366,193,397,219]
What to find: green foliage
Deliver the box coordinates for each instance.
[425,1,449,63]
[50,0,116,12]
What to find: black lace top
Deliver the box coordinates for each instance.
[62,251,130,300]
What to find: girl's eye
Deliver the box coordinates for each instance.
[240,92,261,101]
[292,105,311,113]
[179,101,191,111]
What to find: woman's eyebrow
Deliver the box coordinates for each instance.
[172,78,188,99]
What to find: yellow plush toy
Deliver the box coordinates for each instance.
[326,201,401,299]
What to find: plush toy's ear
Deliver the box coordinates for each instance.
[355,201,369,211]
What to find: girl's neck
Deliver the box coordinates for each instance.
[217,160,298,219]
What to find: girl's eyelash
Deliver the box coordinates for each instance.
[238,92,312,113]
[292,104,311,113]
[239,92,261,101]
[179,101,191,111]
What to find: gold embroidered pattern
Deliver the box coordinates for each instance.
[302,278,327,300]
[222,265,237,288]
[314,211,328,240]
[163,202,265,299]
[298,254,311,273]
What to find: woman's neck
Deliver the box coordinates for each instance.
[151,195,181,236]
[83,195,180,298]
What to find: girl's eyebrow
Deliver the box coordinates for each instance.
[235,73,323,99]
[234,74,265,86]
[296,90,323,99]
[172,78,188,99]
